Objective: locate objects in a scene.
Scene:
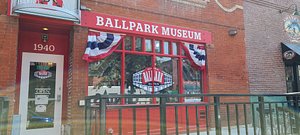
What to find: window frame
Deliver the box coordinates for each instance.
[88,33,207,103]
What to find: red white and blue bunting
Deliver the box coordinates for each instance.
[183,43,206,70]
[82,31,123,62]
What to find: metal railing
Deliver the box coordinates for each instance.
[0,97,9,135]
[85,93,300,135]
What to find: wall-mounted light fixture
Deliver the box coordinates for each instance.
[279,4,300,16]
[228,28,238,36]
[80,5,91,11]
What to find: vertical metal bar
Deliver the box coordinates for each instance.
[186,106,190,135]
[119,109,122,135]
[258,96,266,135]
[294,96,300,134]
[133,108,136,135]
[175,106,179,135]
[147,107,150,135]
[288,107,293,134]
[100,96,107,135]
[85,99,91,135]
[282,102,287,135]
[275,104,280,135]
[235,104,240,135]
[226,104,231,135]
[205,105,210,135]
[160,97,167,135]
[95,109,98,135]
[243,104,248,135]
[195,106,200,135]
[251,103,257,135]
[287,99,293,134]
[268,103,274,135]
[214,96,222,135]
[121,39,125,104]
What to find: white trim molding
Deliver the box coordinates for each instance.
[214,0,243,12]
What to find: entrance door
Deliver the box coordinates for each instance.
[19,52,63,135]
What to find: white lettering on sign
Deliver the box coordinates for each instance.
[34,43,55,52]
[82,11,211,43]
[132,67,173,92]
[95,15,203,38]
[142,68,164,84]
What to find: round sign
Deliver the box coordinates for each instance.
[284,16,300,42]
[283,50,296,60]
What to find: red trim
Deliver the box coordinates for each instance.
[19,14,74,26]
[151,39,156,103]
[132,36,136,51]
[121,39,125,104]
[7,0,11,16]
[178,43,184,102]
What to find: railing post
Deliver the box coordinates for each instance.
[85,98,91,135]
[258,96,266,135]
[294,95,300,134]
[160,96,167,135]
[214,96,222,135]
[99,94,107,135]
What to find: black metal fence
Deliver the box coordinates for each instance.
[85,93,300,135]
[0,97,9,135]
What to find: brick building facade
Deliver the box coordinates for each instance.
[0,0,248,134]
[244,0,300,94]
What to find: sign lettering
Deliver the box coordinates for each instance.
[34,43,55,52]
[81,11,211,43]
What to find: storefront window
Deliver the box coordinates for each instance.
[163,41,169,55]
[88,53,121,104]
[155,40,161,53]
[182,59,202,102]
[145,39,152,52]
[126,54,152,104]
[172,42,178,55]
[156,57,179,94]
[125,36,132,50]
[87,35,204,104]
[135,37,142,51]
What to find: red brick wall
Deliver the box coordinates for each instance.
[0,15,18,134]
[0,0,8,15]
[68,26,88,135]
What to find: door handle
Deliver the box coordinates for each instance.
[56,87,62,102]
[56,95,61,102]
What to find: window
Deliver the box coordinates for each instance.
[88,35,205,104]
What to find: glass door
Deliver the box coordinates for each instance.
[19,52,63,135]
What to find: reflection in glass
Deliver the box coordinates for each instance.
[155,40,161,53]
[88,53,121,104]
[125,54,152,103]
[136,37,142,51]
[27,62,56,129]
[182,59,202,102]
[172,42,177,55]
[156,57,179,102]
[125,36,132,50]
[163,42,169,55]
[145,39,152,52]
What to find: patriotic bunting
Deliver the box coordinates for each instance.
[82,31,123,62]
[183,43,206,70]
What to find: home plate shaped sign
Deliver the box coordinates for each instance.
[133,67,173,93]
